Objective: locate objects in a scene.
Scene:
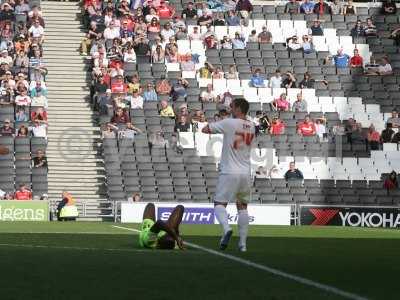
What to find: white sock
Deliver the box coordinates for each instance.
[238,209,249,248]
[214,205,231,234]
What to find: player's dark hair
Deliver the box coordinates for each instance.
[233,98,249,115]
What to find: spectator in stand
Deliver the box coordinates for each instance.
[327,48,350,68]
[98,89,113,115]
[292,93,308,112]
[119,122,143,139]
[155,76,171,95]
[182,2,197,20]
[367,124,381,150]
[31,107,47,122]
[134,36,150,56]
[281,71,297,88]
[213,13,226,26]
[349,122,365,145]
[157,0,175,19]
[250,68,266,88]
[14,184,32,200]
[270,116,285,135]
[197,11,213,26]
[28,18,45,45]
[350,48,364,68]
[145,7,159,23]
[159,99,175,118]
[102,123,118,139]
[366,57,393,76]
[192,110,207,131]
[220,35,233,49]
[111,107,129,124]
[211,66,224,79]
[129,89,144,109]
[381,123,395,143]
[382,0,397,15]
[226,10,241,26]
[313,0,332,15]
[17,125,28,137]
[15,107,29,122]
[29,120,47,138]
[170,78,189,101]
[123,46,136,63]
[272,93,290,112]
[30,80,47,97]
[232,32,246,49]
[258,26,272,43]
[0,50,13,66]
[247,30,258,43]
[33,149,47,168]
[384,171,398,190]
[269,69,282,88]
[287,36,302,51]
[189,26,201,40]
[217,91,234,110]
[285,0,300,14]
[200,84,217,102]
[343,0,356,15]
[143,82,158,101]
[391,130,400,143]
[147,18,161,34]
[225,64,238,79]
[174,115,192,132]
[309,20,323,36]
[330,0,343,15]
[301,35,314,54]
[297,115,316,136]
[0,119,14,136]
[152,44,165,63]
[284,162,304,181]
[81,21,101,56]
[315,118,327,140]
[299,72,315,89]
[235,0,253,26]
[199,62,213,79]
[300,0,315,14]
[386,109,400,128]
[150,130,169,148]
[364,18,377,37]
[350,20,365,37]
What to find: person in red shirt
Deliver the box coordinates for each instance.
[14,184,32,200]
[269,117,285,135]
[157,0,175,19]
[111,75,127,93]
[297,116,316,136]
[350,48,363,68]
[272,93,290,112]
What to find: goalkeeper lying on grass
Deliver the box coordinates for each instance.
[138,203,184,250]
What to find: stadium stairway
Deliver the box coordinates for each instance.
[42,1,112,219]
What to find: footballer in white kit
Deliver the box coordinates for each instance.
[202,98,255,252]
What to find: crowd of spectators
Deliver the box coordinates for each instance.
[0,1,48,200]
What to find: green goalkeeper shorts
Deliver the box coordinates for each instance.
[138,219,166,249]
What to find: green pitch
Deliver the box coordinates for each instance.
[0,222,399,300]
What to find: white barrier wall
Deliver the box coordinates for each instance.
[121,202,291,225]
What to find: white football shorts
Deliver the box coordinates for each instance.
[214,174,251,204]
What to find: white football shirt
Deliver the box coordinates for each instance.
[209,118,255,175]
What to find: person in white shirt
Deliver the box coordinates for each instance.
[200,84,217,102]
[15,89,31,106]
[129,89,144,109]
[202,98,255,252]
[269,69,283,88]
[315,118,327,140]
[189,26,202,40]
[29,120,47,138]
[103,22,120,40]
[28,19,45,44]
[123,47,137,62]
[0,50,13,65]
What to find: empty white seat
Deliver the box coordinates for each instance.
[267,20,280,30]
[243,87,260,103]
[166,63,180,72]
[194,132,210,156]
[254,20,267,31]
[308,103,322,113]
[323,28,337,38]
[228,26,242,38]
[227,79,243,95]
[366,104,381,116]
[355,43,371,64]
[177,40,191,54]
[198,77,212,87]
[348,97,363,106]
[209,134,223,158]
[272,88,286,98]
[214,26,228,40]
[182,71,196,78]
[301,88,316,99]
[190,40,205,53]
[179,132,195,149]
[383,143,398,151]
[318,96,333,105]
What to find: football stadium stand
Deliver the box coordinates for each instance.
[81,0,400,212]
[2,0,400,219]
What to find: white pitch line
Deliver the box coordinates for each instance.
[0,243,147,253]
[112,225,368,300]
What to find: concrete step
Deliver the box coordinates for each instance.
[48,189,105,195]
